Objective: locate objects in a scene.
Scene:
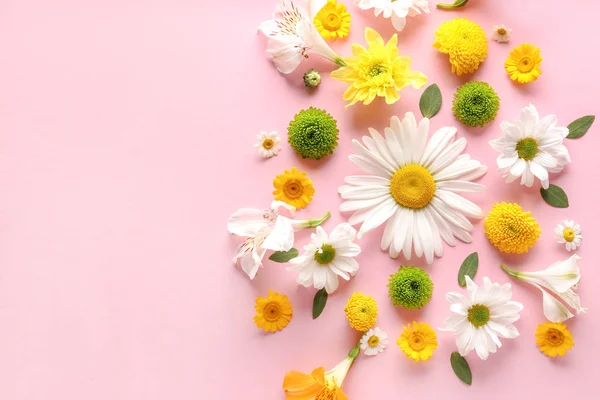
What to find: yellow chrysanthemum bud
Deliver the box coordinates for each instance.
[484,202,541,254]
[433,18,488,76]
[344,292,378,332]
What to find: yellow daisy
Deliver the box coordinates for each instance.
[314,0,351,40]
[253,290,293,333]
[433,18,488,76]
[331,27,427,107]
[273,167,315,209]
[505,43,543,84]
[535,322,574,357]
[397,322,438,362]
[484,202,541,254]
[344,292,378,332]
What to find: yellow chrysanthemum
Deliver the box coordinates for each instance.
[273,167,315,209]
[535,322,574,357]
[484,202,541,254]
[254,290,293,333]
[397,321,438,362]
[331,27,427,107]
[344,292,378,332]
[314,0,351,40]
[505,43,543,84]
[433,18,488,76]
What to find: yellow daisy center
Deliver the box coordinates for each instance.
[516,137,538,160]
[517,56,534,73]
[545,328,565,346]
[315,244,336,265]
[563,228,575,242]
[368,335,380,347]
[497,28,507,35]
[262,138,274,149]
[408,333,426,351]
[283,180,304,199]
[263,302,281,322]
[467,304,490,327]
[390,164,436,209]
[322,11,341,31]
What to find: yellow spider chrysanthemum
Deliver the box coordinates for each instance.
[433,18,488,76]
[397,322,438,362]
[484,202,541,254]
[254,290,293,333]
[535,322,574,357]
[505,43,543,84]
[331,27,427,107]
[314,0,351,40]
[344,292,378,332]
[273,167,315,209]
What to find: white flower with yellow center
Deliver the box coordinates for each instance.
[360,327,388,356]
[288,223,360,294]
[255,131,281,158]
[489,104,571,189]
[338,112,487,264]
[491,24,512,43]
[355,0,430,31]
[555,220,582,251]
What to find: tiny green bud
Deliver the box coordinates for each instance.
[303,68,321,88]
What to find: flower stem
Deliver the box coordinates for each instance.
[437,0,469,9]
[348,343,361,359]
[500,264,520,279]
[334,57,347,67]
[306,211,331,228]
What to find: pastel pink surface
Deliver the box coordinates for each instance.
[0,0,599,399]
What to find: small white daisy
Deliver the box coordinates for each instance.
[254,131,281,158]
[491,25,512,43]
[360,327,388,356]
[555,220,582,251]
[287,223,360,294]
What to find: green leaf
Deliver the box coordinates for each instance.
[437,0,469,9]
[540,184,569,208]
[450,352,472,386]
[312,288,328,319]
[566,115,595,139]
[458,252,479,287]
[419,84,442,118]
[269,248,299,263]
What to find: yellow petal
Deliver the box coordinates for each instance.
[365,27,383,47]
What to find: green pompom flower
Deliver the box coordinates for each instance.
[388,266,434,310]
[303,69,321,88]
[452,81,500,127]
[288,107,339,160]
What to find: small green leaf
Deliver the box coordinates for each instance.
[566,115,595,139]
[458,252,479,287]
[540,184,569,208]
[312,288,328,319]
[437,0,469,9]
[450,352,472,386]
[269,248,299,263]
[419,84,442,118]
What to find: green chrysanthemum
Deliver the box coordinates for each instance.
[287,107,339,160]
[388,266,433,310]
[452,81,500,127]
[303,69,321,88]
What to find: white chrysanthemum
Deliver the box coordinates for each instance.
[489,104,571,189]
[360,327,388,356]
[440,276,523,361]
[491,24,512,43]
[338,112,487,264]
[355,0,429,31]
[255,131,281,158]
[288,223,360,294]
[555,220,582,251]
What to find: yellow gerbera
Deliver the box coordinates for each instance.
[505,43,543,84]
[535,322,574,357]
[253,290,293,333]
[433,18,488,76]
[397,321,438,362]
[331,27,427,107]
[273,167,315,209]
[314,0,351,40]
[344,292,378,332]
[484,202,541,254]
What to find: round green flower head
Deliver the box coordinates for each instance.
[452,81,500,127]
[303,68,321,88]
[388,266,433,310]
[288,107,339,160]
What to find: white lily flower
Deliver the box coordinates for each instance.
[228,201,330,279]
[501,254,586,322]
[258,0,345,74]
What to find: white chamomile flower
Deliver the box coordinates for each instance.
[288,223,360,294]
[339,112,487,264]
[355,0,429,31]
[489,104,571,189]
[255,132,281,158]
[491,24,512,43]
[555,220,582,251]
[360,327,388,356]
[440,276,523,360]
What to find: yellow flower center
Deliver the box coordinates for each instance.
[263,302,281,322]
[563,228,575,242]
[283,180,304,199]
[390,164,436,209]
[368,335,380,347]
[546,328,565,346]
[517,56,534,73]
[467,304,490,327]
[516,137,539,160]
[322,11,341,31]
[497,28,507,35]
[408,333,426,351]
[262,138,274,149]
[315,244,336,265]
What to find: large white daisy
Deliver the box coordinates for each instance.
[440,276,523,361]
[489,104,571,189]
[338,112,487,264]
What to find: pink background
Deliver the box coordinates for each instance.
[1,0,599,399]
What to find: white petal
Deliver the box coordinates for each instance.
[227,208,268,237]
[535,283,574,322]
[357,198,398,239]
[435,190,483,219]
[262,216,294,251]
